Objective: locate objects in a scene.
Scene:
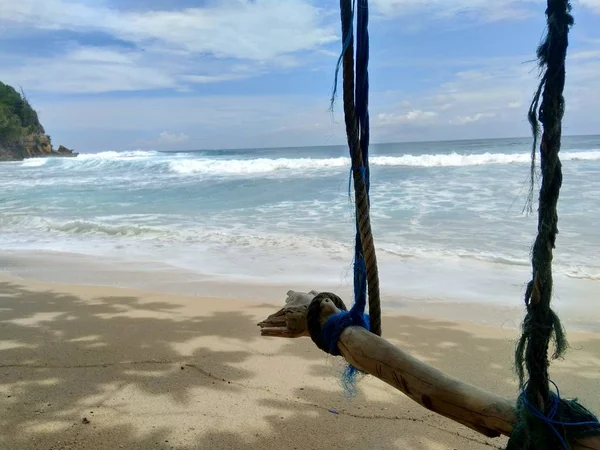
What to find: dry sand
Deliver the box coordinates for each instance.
[1,274,599,450]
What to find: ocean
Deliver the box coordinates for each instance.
[1,136,599,313]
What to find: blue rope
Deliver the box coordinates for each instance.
[352,0,370,318]
[355,0,370,177]
[319,0,372,373]
[519,380,600,450]
[320,310,370,356]
[329,0,356,111]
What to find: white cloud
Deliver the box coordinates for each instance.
[431,64,538,114]
[0,0,337,61]
[450,112,496,125]
[369,46,600,141]
[0,41,274,93]
[370,61,537,133]
[371,0,599,19]
[2,0,597,148]
[68,47,134,64]
[158,131,189,144]
[0,46,178,93]
[0,0,337,94]
[130,130,190,149]
[34,94,347,151]
[579,0,600,12]
[371,0,542,20]
[183,74,250,84]
[376,110,438,125]
[29,49,600,151]
[570,49,600,61]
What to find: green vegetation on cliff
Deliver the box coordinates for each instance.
[0,81,44,145]
[0,81,75,161]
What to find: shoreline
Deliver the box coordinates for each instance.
[1,249,598,332]
[1,273,599,449]
[4,269,599,334]
[0,270,524,330]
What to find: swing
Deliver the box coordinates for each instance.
[258,1,600,448]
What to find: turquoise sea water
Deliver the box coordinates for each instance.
[1,136,599,306]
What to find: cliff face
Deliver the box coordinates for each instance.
[22,134,77,159]
[0,81,77,161]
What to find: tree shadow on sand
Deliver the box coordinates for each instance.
[1,280,598,450]
[193,394,509,450]
[0,281,258,449]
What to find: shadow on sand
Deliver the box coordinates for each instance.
[1,281,598,449]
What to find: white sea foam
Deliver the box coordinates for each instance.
[15,149,599,178]
[168,157,349,175]
[77,150,159,160]
[3,141,599,291]
[0,216,174,239]
[168,150,600,175]
[378,244,530,267]
[372,150,600,167]
[564,267,600,281]
[2,214,597,280]
[21,159,48,167]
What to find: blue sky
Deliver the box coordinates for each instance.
[1,0,599,152]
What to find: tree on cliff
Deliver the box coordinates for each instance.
[0,81,44,147]
[0,81,74,161]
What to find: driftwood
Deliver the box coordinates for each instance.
[258,291,600,450]
[257,290,319,338]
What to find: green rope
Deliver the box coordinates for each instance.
[509,1,600,448]
[517,0,571,402]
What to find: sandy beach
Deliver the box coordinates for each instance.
[1,274,599,450]
[2,0,599,446]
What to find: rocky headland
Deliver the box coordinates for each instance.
[0,81,77,161]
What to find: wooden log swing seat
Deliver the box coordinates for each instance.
[258,1,600,448]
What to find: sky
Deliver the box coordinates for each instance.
[0,0,599,152]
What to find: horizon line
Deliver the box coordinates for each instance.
[151,133,600,154]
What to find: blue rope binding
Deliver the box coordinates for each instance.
[518,380,600,450]
[319,0,372,395]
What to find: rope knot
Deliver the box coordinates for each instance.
[306,292,371,398]
[321,310,370,356]
[306,292,370,357]
[512,381,600,450]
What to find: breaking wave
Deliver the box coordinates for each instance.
[165,150,600,175]
[2,215,598,280]
[16,149,600,176]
